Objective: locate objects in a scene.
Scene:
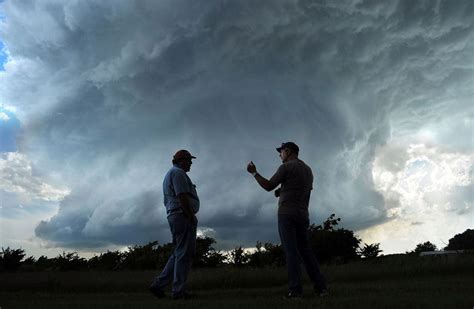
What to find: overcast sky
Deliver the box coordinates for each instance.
[0,0,473,258]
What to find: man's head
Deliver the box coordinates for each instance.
[276,142,299,162]
[172,149,196,172]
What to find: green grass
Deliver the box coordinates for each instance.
[1,254,474,308]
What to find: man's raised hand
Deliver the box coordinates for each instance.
[247,161,257,174]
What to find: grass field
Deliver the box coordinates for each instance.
[1,254,473,308]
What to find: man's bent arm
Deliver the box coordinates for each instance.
[254,173,278,192]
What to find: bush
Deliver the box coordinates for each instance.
[412,241,437,254]
[445,229,474,250]
[359,243,382,258]
[194,236,226,267]
[247,242,285,267]
[122,241,161,270]
[308,214,361,264]
[54,252,88,271]
[0,247,26,271]
[35,255,56,270]
[228,246,250,267]
[88,251,124,270]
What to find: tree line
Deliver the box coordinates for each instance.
[1,215,472,272]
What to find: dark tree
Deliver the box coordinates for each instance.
[88,250,124,270]
[20,255,37,271]
[445,229,474,250]
[194,236,226,267]
[309,215,361,264]
[35,255,55,270]
[413,241,437,254]
[229,246,250,267]
[313,213,341,231]
[359,243,382,258]
[0,247,26,271]
[247,241,285,267]
[262,242,285,266]
[54,252,88,271]
[122,241,161,270]
[23,256,36,265]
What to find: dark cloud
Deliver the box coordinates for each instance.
[0,0,472,251]
[35,189,170,248]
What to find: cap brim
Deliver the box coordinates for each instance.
[174,156,197,160]
[276,147,283,153]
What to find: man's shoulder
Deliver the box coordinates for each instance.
[278,160,298,170]
[165,166,186,179]
[284,159,308,166]
[172,166,186,173]
[287,159,312,171]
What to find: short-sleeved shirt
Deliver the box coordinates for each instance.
[163,165,200,216]
[269,159,313,217]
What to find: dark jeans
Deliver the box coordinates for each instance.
[151,213,197,297]
[278,214,327,293]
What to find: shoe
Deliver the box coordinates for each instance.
[149,285,166,299]
[283,291,303,299]
[316,288,329,297]
[172,292,196,300]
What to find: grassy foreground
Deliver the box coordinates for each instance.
[1,254,473,308]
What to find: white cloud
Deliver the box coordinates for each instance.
[0,152,70,202]
[372,142,473,214]
[0,112,9,121]
[365,140,474,253]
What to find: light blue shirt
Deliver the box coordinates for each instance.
[163,165,200,216]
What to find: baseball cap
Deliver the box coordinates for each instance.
[173,149,196,160]
[276,142,299,153]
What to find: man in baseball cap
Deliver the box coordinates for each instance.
[150,149,199,300]
[173,150,196,161]
[247,142,327,299]
[276,142,299,154]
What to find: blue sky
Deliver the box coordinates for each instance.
[0,40,6,71]
[1,38,20,152]
[0,1,472,258]
[0,107,19,152]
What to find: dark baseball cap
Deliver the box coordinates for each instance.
[276,142,299,153]
[173,149,196,160]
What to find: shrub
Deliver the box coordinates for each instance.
[412,241,437,254]
[0,247,26,271]
[247,242,285,267]
[445,229,474,250]
[229,246,250,267]
[54,252,88,271]
[88,250,124,270]
[308,215,361,264]
[122,241,161,270]
[359,243,382,258]
[194,236,226,267]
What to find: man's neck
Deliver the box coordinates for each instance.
[173,164,186,171]
[284,155,298,163]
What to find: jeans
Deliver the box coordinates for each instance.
[151,213,197,296]
[278,214,327,293]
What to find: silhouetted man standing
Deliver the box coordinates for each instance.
[150,150,199,300]
[247,142,327,298]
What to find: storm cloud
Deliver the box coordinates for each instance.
[0,0,472,253]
